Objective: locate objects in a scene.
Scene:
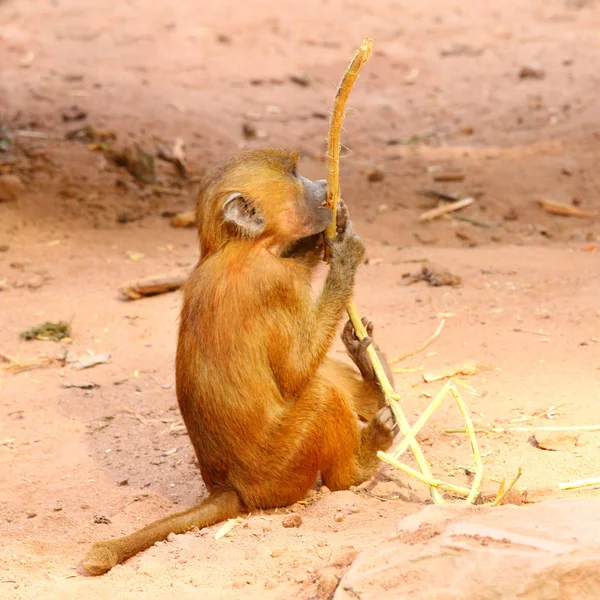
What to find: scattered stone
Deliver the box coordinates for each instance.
[170,211,196,228]
[61,105,88,122]
[26,512,37,519]
[264,578,278,590]
[367,166,385,183]
[216,33,231,44]
[330,547,359,568]
[320,486,331,495]
[335,499,600,600]
[503,207,519,221]
[290,72,311,87]
[93,514,111,524]
[166,532,177,542]
[317,569,341,599]
[0,245,9,252]
[74,353,111,370]
[242,122,257,139]
[270,547,287,558]
[282,514,303,528]
[0,174,24,202]
[532,431,580,451]
[519,64,546,80]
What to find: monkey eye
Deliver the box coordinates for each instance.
[291,165,298,178]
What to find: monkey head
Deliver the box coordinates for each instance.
[195,149,331,257]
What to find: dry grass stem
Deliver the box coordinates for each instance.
[418,197,474,222]
[538,198,596,218]
[559,477,600,491]
[390,319,445,365]
[443,425,600,434]
[380,379,483,503]
[492,467,522,506]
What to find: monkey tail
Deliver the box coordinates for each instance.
[83,489,242,575]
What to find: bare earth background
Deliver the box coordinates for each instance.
[1,0,599,598]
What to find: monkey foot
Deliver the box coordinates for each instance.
[375,406,399,439]
[83,542,120,576]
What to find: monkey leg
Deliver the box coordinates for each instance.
[254,375,396,497]
[319,357,385,422]
[83,489,242,576]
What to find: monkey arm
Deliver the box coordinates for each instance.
[270,231,364,397]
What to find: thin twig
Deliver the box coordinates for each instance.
[383,379,482,503]
[390,319,445,365]
[443,425,600,434]
[559,477,600,491]
[377,451,471,496]
[419,197,474,222]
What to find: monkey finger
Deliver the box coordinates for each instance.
[375,406,400,438]
[341,320,360,348]
[336,199,349,234]
[358,336,373,351]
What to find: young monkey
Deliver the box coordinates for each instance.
[83,148,398,575]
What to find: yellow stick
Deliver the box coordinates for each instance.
[324,38,443,504]
[559,477,600,491]
[325,37,373,239]
[377,451,472,496]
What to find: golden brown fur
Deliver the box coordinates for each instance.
[83,149,396,575]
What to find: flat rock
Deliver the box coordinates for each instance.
[0,174,24,202]
[335,499,600,600]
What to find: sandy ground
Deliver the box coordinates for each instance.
[1,0,600,598]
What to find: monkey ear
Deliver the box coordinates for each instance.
[222,192,266,237]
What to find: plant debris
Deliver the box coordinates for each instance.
[403,265,462,287]
[107,144,156,184]
[419,197,474,222]
[422,361,492,383]
[120,273,188,300]
[20,321,71,342]
[61,382,99,390]
[538,198,596,218]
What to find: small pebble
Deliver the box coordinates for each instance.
[282,514,303,528]
[367,166,385,183]
[519,64,545,79]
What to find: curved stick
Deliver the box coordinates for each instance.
[323,38,443,504]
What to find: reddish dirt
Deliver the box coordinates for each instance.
[1,0,599,598]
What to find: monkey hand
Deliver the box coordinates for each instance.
[342,317,379,380]
[342,317,395,386]
[328,216,365,273]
